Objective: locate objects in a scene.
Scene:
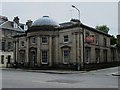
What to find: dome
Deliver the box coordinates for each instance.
[32,16,59,27]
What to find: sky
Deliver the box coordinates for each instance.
[1,1,119,36]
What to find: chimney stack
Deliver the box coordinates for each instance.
[13,16,19,24]
[0,16,8,22]
[26,19,33,28]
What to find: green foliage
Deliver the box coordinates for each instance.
[116,43,120,48]
[110,35,120,49]
[96,25,109,33]
[110,35,117,45]
[117,40,120,48]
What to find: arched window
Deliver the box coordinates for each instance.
[103,38,107,47]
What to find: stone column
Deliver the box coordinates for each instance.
[13,40,16,63]
[26,37,29,67]
[37,36,40,67]
[80,32,84,68]
[16,39,19,63]
[55,35,59,64]
[77,33,80,64]
[72,33,77,64]
[49,36,52,66]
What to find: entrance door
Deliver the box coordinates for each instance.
[30,51,36,67]
[8,55,11,64]
[63,50,70,64]
[20,51,25,67]
[85,47,91,64]
[20,51,25,63]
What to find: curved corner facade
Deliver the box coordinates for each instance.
[13,17,119,70]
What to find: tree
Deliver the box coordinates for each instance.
[96,25,109,33]
[110,35,120,49]
[110,35,117,45]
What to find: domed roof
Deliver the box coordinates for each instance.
[32,16,59,27]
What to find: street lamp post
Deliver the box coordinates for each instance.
[72,5,84,70]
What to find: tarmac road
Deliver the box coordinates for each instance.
[1,66,119,88]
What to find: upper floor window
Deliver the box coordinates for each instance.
[8,42,11,50]
[32,37,36,44]
[85,31,90,37]
[42,36,48,44]
[21,41,25,47]
[103,38,107,46]
[2,42,5,51]
[95,35,99,45]
[64,35,69,43]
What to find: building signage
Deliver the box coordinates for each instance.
[85,35,94,43]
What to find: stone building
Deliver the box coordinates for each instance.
[13,16,119,70]
[0,16,26,68]
[117,34,120,62]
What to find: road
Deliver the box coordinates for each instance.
[1,67,119,88]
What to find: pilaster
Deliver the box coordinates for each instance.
[37,36,40,66]
[49,36,52,66]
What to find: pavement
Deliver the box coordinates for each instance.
[1,67,120,76]
[1,68,86,74]
[111,72,120,76]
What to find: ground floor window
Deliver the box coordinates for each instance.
[20,51,25,63]
[1,55,4,64]
[29,50,37,67]
[8,55,11,64]
[103,50,107,62]
[111,49,115,62]
[63,50,70,64]
[95,49,100,63]
[41,50,48,64]
[85,47,91,64]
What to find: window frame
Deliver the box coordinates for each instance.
[95,34,99,45]
[42,36,48,44]
[32,37,36,44]
[95,49,100,63]
[1,55,4,64]
[103,38,107,47]
[2,42,5,51]
[8,42,11,50]
[21,41,25,47]
[64,35,69,43]
[85,47,91,64]
[63,50,70,64]
[41,50,48,64]
[7,55,11,64]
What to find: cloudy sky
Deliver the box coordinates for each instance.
[1,2,118,36]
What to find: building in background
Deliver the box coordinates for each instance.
[0,16,27,68]
[117,34,120,61]
[13,16,119,70]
